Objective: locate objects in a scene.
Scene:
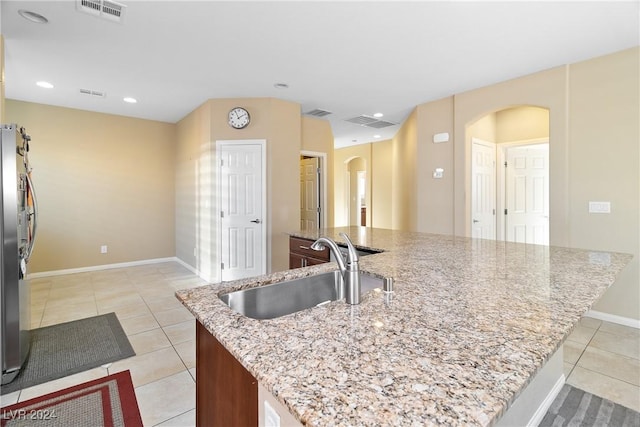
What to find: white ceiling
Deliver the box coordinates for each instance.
[1,1,638,148]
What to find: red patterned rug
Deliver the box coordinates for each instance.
[1,371,142,427]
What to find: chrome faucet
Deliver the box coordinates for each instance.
[311,232,361,304]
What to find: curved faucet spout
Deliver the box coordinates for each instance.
[311,234,361,305]
[311,237,346,274]
[339,232,359,264]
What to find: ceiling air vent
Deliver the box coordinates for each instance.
[77,0,126,23]
[80,88,106,98]
[346,115,397,128]
[365,120,396,129]
[346,115,378,126]
[305,109,332,118]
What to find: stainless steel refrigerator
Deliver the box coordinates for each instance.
[1,124,37,385]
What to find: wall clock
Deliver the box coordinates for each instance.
[228,107,250,129]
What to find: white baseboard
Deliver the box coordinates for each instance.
[173,257,216,283]
[586,310,640,329]
[526,374,565,427]
[496,347,564,427]
[27,257,179,279]
[173,257,198,275]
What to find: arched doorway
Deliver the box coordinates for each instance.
[468,106,550,244]
[345,157,367,227]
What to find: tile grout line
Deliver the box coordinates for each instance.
[565,320,601,380]
[572,320,640,387]
[151,408,195,427]
[128,267,196,426]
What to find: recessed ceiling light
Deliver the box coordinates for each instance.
[18,10,49,24]
[373,113,384,118]
[123,97,137,104]
[36,81,54,89]
[373,134,381,139]
[273,83,289,89]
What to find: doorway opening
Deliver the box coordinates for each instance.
[468,106,550,244]
[300,151,327,230]
[345,157,367,227]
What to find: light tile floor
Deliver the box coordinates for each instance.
[563,316,640,413]
[1,261,205,426]
[1,261,639,425]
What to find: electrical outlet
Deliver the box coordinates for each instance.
[100,245,108,254]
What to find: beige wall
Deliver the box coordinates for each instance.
[371,139,393,229]
[416,96,455,235]
[392,109,418,231]
[6,95,309,278]
[5,100,176,273]
[175,101,213,278]
[496,106,549,143]
[175,98,301,278]
[301,116,335,228]
[467,113,496,143]
[466,107,549,146]
[568,49,639,319]
[406,47,639,321]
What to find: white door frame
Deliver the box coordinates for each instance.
[216,139,267,281]
[300,150,327,229]
[497,137,549,242]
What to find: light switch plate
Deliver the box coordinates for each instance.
[433,132,449,143]
[588,201,611,214]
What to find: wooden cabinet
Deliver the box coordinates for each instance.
[289,236,330,269]
[196,321,257,426]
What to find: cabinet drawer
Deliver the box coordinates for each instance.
[289,237,330,261]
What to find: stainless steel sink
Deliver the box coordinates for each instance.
[219,271,383,319]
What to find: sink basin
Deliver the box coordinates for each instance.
[219,271,383,319]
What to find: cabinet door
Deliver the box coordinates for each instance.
[289,253,304,269]
[197,322,258,426]
[306,256,329,266]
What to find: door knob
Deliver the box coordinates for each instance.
[250,219,261,224]
[472,219,480,223]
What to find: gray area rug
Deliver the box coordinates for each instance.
[1,312,135,395]
[541,384,640,427]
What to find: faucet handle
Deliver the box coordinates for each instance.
[338,232,359,263]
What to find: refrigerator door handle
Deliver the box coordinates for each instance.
[25,172,38,263]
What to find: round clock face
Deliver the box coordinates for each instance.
[228,107,250,129]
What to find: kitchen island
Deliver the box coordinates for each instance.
[176,227,632,426]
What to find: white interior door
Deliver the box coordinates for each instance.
[300,157,320,230]
[505,144,549,245]
[471,138,496,239]
[218,141,266,281]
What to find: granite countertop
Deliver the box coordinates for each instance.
[175,226,632,426]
